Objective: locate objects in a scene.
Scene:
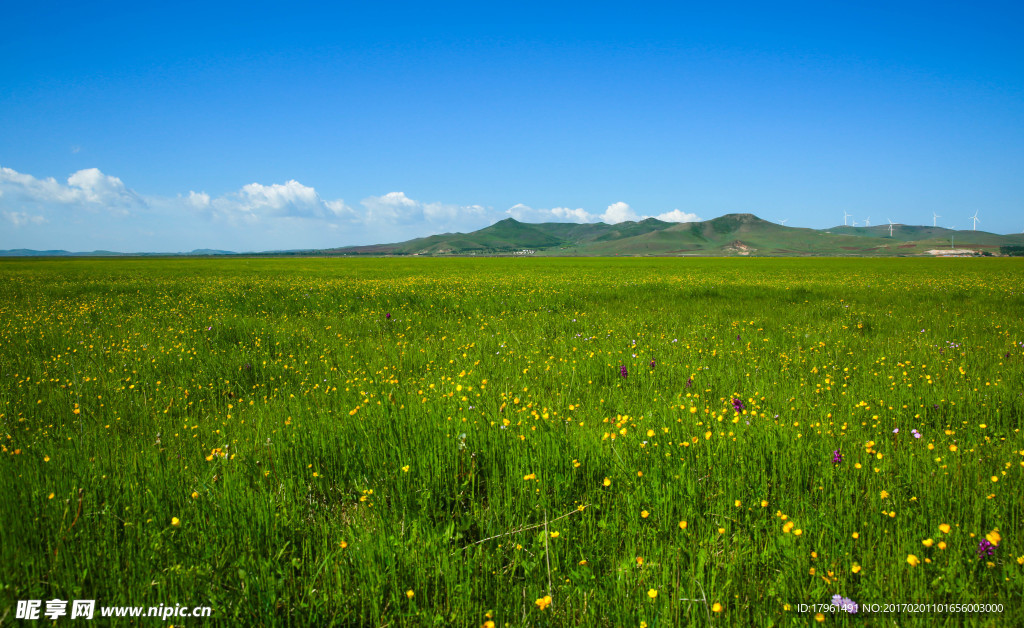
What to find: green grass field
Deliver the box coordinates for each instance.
[1,257,1022,626]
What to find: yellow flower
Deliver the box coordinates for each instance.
[852,532,859,539]
[191,491,199,499]
[402,465,410,472]
[647,588,658,600]
[734,500,742,507]
[340,540,348,549]
[535,595,552,611]
[578,559,588,566]
[636,556,644,566]
[760,500,768,508]
[986,529,1001,546]
[550,531,559,538]
[482,622,496,628]
[406,590,414,599]
[48,492,55,500]
[922,538,934,547]
[906,554,920,567]
[939,523,951,534]
[991,476,998,483]
[523,473,536,481]
[880,490,890,499]
[852,564,861,574]
[815,612,825,622]
[782,521,795,534]
[603,477,611,487]
[679,520,687,529]
[938,541,947,550]
[793,529,803,536]
[171,517,180,527]
[641,510,650,519]
[712,602,723,613]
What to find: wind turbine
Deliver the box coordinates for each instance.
[932,212,940,227]
[887,218,895,237]
[865,216,871,227]
[851,219,859,227]
[843,211,851,226]
[970,211,980,231]
[780,219,789,226]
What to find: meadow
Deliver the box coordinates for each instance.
[1,257,1022,626]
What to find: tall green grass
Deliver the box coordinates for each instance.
[1,257,1022,625]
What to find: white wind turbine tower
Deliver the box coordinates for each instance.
[843,211,851,226]
[971,211,980,231]
[887,218,895,237]
[933,212,940,227]
[865,216,871,227]
[851,219,859,227]
[780,219,789,225]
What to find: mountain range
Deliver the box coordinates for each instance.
[323,214,1024,257]
[4,214,1024,257]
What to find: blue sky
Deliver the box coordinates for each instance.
[2,1,1021,251]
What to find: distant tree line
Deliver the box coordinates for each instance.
[1000,246,1024,257]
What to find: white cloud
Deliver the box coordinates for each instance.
[600,201,640,224]
[362,191,485,225]
[186,191,210,209]
[323,199,359,219]
[655,209,701,223]
[506,203,595,223]
[238,180,318,213]
[550,207,594,223]
[202,179,358,223]
[3,211,47,227]
[0,166,144,212]
[362,191,421,223]
[509,201,701,225]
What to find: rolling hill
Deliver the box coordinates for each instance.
[324,214,1024,257]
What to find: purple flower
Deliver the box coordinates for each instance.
[650,360,656,369]
[911,429,921,439]
[832,594,858,614]
[893,428,899,434]
[732,398,745,413]
[619,365,628,378]
[736,334,741,341]
[206,326,213,331]
[832,449,843,465]
[977,539,996,558]
[685,378,693,388]
[385,313,391,320]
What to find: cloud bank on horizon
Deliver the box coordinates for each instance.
[0,165,702,252]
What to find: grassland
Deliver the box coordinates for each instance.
[1,257,1022,626]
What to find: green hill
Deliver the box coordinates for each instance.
[324,214,1024,257]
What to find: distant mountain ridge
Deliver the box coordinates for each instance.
[324,213,1024,257]
[5,214,1024,257]
[0,248,236,257]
